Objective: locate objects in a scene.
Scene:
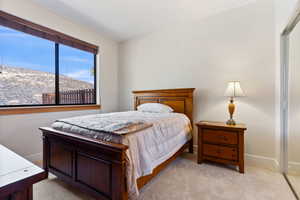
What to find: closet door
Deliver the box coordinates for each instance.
[287,18,300,198]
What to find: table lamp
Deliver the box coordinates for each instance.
[224,81,245,125]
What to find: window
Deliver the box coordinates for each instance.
[0,26,55,106]
[59,45,96,104]
[0,11,98,107]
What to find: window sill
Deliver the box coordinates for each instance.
[0,105,101,115]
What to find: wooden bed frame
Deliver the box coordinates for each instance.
[40,88,195,200]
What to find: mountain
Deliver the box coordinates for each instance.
[0,65,93,105]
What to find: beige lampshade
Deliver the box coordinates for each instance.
[224,81,245,97]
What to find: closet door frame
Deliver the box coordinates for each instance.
[280,1,300,174]
[280,3,300,199]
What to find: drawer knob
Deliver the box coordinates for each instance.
[219,135,228,141]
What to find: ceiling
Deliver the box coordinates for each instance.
[32,0,255,41]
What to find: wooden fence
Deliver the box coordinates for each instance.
[42,89,95,104]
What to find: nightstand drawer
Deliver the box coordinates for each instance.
[203,129,237,145]
[203,144,237,161]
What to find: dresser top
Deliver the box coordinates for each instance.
[196,121,247,130]
[0,145,45,188]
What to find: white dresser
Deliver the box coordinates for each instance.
[0,145,46,200]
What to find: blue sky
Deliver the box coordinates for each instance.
[0,25,94,83]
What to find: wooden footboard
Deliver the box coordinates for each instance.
[40,127,192,200]
[40,127,128,200]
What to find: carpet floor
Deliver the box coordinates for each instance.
[287,174,300,198]
[34,153,296,200]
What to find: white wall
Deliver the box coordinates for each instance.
[119,0,277,166]
[0,110,100,161]
[0,0,119,161]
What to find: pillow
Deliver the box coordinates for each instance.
[137,103,174,113]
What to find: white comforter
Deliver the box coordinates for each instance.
[52,111,192,199]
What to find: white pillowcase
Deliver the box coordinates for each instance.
[137,103,174,113]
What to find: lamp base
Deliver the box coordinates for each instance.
[226,119,236,125]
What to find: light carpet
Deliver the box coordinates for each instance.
[287,174,300,198]
[34,153,295,200]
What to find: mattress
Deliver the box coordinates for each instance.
[52,111,192,198]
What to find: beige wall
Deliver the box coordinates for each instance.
[119,0,276,164]
[0,0,119,160]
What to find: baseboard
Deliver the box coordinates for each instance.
[193,145,279,171]
[245,154,279,171]
[288,161,300,175]
[25,152,43,164]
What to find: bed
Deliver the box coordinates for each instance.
[40,88,195,200]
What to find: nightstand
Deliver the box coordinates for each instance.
[196,121,247,173]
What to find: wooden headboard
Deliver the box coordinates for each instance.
[132,88,195,122]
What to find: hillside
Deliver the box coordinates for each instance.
[0,65,93,105]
